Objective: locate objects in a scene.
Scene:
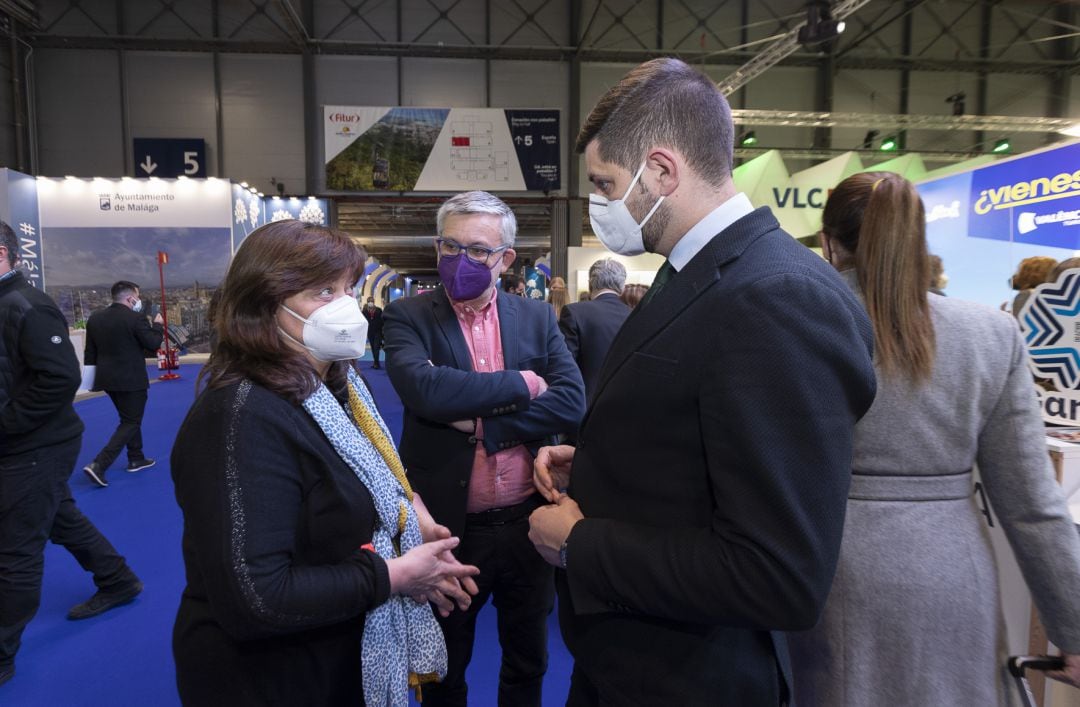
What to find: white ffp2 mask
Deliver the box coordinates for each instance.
[279,295,369,362]
[588,161,665,256]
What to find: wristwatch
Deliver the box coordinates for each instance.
[558,540,568,569]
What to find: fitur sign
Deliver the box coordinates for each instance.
[1017,268,1080,424]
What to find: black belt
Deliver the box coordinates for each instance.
[466,494,545,527]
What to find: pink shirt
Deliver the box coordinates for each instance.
[451,290,545,513]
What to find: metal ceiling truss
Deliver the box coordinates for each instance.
[732,108,1077,133]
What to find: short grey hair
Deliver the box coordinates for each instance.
[436,191,517,247]
[588,258,627,293]
[0,221,17,268]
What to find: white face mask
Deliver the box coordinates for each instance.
[131,298,143,313]
[279,295,369,362]
[588,161,665,256]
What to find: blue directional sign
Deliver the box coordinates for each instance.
[132,138,206,178]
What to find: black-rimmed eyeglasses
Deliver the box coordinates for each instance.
[437,238,510,265]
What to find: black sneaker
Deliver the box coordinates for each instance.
[126,458,155,473]
[0,664,13,687]
[83,462,107,488]
[67,580,143,620]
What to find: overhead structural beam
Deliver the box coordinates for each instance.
[274,0,310,46]
[735,147,997,163]
[731,108,1077,133]
[716,0,873,96]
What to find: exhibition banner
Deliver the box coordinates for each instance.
[967,140,1080,249]
[324,106,560,192]
[37,177,232,348]
[1,169,43,288]
[1017,268,1080,424]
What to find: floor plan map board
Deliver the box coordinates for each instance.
[324,106,559,192]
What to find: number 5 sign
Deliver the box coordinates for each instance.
[132,138,207,178]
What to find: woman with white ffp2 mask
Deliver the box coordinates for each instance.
[279,292,369,362]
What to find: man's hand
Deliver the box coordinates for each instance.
[528,495,584,567]
[533,444,575,503]
[1047,653,1080,689]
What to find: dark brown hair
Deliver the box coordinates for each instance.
[1013,256,1058,290]
[575,58,734,188]
[1049,257,1080,285]
[822,172,935,382]
[620,283,649,309]
[199,220,367,404]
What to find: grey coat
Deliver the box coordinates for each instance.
[789,272,1080,707]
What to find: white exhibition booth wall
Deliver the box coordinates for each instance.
[0,169,333,389]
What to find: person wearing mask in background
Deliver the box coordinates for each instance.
[82,280,165,487]
[528,58,876,706]
[171,220,479,706]
[500,273,526,296]
[789,172,1080,705]
[547,276,569,320]
[0,222,143,688]
[362,296,385,370]
[383,191,584,707]
[558,258,631,402]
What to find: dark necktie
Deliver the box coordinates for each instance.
[640,260,676,307]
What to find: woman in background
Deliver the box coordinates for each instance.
[547,276,569,319]
[1010,255,1057,317]
[171,220,478,706]
[789,173,1080,705]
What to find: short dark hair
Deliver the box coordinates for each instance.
[0,221,17,268]
[111,281,140,301]
[501,273,522,293]
[576,58,734,187]
[200,220,367,404]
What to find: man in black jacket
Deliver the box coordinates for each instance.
[362,296,384,369]
[557,258,631,403]
[82,280,164,487]
[0,222,142,688]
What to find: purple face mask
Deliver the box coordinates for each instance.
[439,254,496,302]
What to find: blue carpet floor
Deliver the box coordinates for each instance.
[8,361,573,706]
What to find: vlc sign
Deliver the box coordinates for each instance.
[772,187,830,209]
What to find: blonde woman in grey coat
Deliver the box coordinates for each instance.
[788,172,1080,706]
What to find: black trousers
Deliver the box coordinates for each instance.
[93,389,148,470]
[0,437,136,666]
[368,334,383,367]
[422,501,555,707]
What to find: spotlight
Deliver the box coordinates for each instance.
[879,135,899,151]
[861,130,879,149]
[740,131,758,147]
[946,92,966,116]
[993,138,1011,154]
[798,1,845,46]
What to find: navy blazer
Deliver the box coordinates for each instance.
[560,208,877,705]
[384,288,585,537]
[84,303,164,392]
[558,292,631,403]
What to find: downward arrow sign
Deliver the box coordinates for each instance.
[140,156,158,175]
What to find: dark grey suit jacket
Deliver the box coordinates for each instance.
[84,303,164,392]
[558,292,631,403]
[560,207,877,705]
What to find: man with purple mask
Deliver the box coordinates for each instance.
[383,191,584,707]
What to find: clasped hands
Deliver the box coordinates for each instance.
[386,494,480,617]
[528,444,584,567]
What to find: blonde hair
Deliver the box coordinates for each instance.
[822,172,935,382]
[547,276,569,318]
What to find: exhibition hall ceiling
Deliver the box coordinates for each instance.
[10,0,1080,273]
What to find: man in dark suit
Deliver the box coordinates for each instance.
[384,191,584,707]
[82,280,164,488]
[558,258,631,402]
[361,296,384,368]
[528,58,877,706]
